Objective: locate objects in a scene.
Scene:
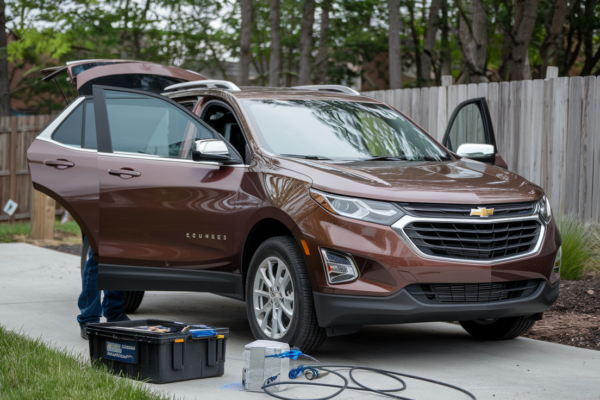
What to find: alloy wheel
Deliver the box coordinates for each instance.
[252,256,295,339]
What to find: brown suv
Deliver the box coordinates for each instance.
[29,61,561,352]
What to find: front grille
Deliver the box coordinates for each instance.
[403,220,542,261]
[405,280,541,304]
[398,202,536,219]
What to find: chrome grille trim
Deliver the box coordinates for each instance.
[391,215,546,265]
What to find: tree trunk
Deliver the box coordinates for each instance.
[268,0,281,87]
[509,0,540,80]
[0,0,10,116]
[239,0,252,86]
[580,0,600,76]
[407,0,423,86]
[457,0,489,83]
[298,0,316,85]
[421,0,442,85]
[388,0,402,89]
[539,0,568,78]
[314,0,331,84]
[440,0,451,77]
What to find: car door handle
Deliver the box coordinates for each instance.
[44,159,75,169]
[108,169,141,178]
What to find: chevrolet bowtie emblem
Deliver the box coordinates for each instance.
[471,207,494,217]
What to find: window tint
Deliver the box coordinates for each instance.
[105,90,213,159]
[446,103,486,152]
[52,103,83,147]
[83,101,97,150]
[79,75,187,95]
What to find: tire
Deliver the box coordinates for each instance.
[245,236,326,353]
[123,291,145,313]
[459,316,536,340]
[80,237,144,313]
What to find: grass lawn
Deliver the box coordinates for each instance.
[0,326,175,400]
[0,219,80,243]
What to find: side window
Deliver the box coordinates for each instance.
[52,103,83,147]
[446,103,485,152]
[104,90,213,159]
[202,104,248,161]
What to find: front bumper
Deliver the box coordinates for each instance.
[313,279,559,328]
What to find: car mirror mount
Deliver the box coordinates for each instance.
[456,143,495,158]
[192,139,233,164]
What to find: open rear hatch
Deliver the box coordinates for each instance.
[42,60,206,104]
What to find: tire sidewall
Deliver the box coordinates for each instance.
[245,238,305,344]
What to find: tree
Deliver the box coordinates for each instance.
[421,0,442,85]
[539,0,568,77]
[388,0,402,89]
[314,0,331,84]
[509,0,540,80]
[268,0,281,86]
[457,0,489,83]
[0,0,9,116]
[298,0,315,85]
[239,0,252,85]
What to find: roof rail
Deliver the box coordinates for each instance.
[164,80,241,92]
[291,85,360,95]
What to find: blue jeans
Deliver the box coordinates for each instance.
[77,239,126,326]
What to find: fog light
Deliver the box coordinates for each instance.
[320,249,359,284]
[551,246,561,283]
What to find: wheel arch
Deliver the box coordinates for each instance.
[240,210,309,300]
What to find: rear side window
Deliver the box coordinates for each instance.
[104,90,213,159]
[52,100,97,150]
[52,103,83,147]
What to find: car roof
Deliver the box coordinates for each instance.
[164,87,378,103]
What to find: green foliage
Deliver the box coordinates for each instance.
[0,222,29,242]
[557,215,600,280]
[0,325,177,399]
[0,219,79,242]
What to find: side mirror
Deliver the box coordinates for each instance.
[192,139,231,163]
[456,143,495,158]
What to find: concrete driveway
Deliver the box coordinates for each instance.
[1,243,598,400]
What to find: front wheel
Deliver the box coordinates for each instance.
[245,236,326,353]
[459,316,536,340]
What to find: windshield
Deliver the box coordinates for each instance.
[243,100,450,161]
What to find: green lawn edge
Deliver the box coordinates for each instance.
[0,325,177,400]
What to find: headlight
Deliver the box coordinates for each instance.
[310,188,404,225]
[536,195,552,224]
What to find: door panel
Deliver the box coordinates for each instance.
[27,97,100,250]
[442,98,506,167]
[93,86,244,290]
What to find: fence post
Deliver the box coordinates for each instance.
[441,75,453,86]
[546,66,559,79]
[8,117,17,223]
[31,189,55,240]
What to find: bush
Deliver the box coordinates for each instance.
[556,215,600,280]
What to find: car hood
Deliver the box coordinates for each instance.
[276,158,543,204]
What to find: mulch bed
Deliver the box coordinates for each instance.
[43,243,82,257]
[524,275,600,350]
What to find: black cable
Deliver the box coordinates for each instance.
[262,364,477,400]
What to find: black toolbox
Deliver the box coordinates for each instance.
[87,319,228,383]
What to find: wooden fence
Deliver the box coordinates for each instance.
[0,115,53,222]
[363,76,600,223]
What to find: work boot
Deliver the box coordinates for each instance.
[80,324,89,340]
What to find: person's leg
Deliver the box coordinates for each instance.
[102,290,129,322]
[77,238,102,335]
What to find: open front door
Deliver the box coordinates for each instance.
[442,98,507,168]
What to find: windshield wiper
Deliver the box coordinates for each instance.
[280,154,332,160]
[362,155,408,161]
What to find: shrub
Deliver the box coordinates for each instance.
[556,215,600,280]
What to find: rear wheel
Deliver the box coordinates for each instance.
[459,316,535,340]
[80,237,145,313]
[245,236,326,353]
